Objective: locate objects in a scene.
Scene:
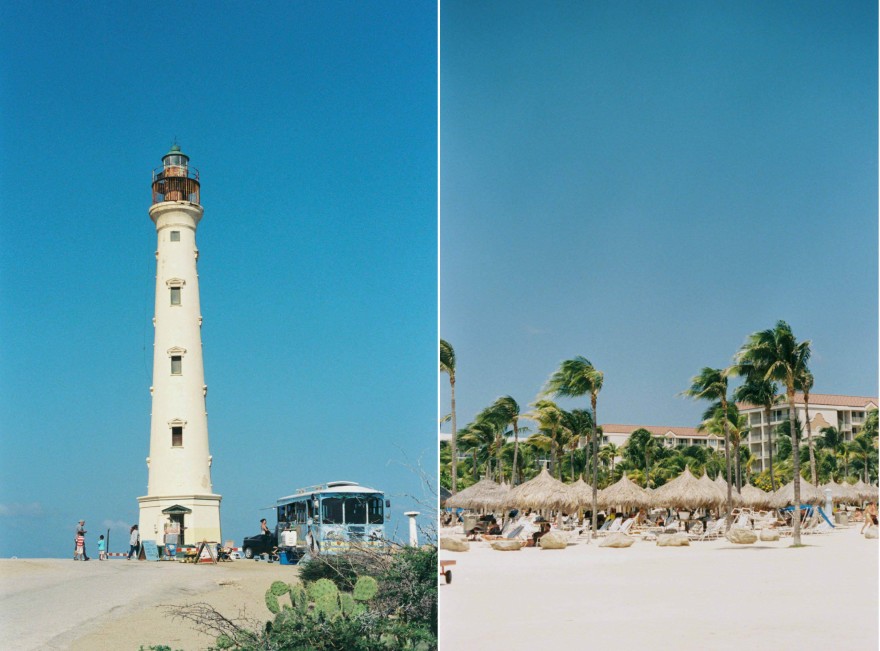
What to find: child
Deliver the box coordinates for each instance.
[98,535,106,560]
[74,532,85,561]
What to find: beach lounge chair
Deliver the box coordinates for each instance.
[617,518,635,534]
[696,518,726,541]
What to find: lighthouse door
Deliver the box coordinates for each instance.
[170,514,185,546]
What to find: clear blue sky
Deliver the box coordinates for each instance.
[0,2,437,557]
[441,2,877,434]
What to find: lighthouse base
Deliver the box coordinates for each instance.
[137,493,222,548]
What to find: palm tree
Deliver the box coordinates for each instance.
[864,408,879,438]
[522,399,565,479]
[624,428,662,488]
[818,426,848,481]
[683,367,734,524]
[599,442,620,475]
[560,408,593,481]
[484,396,522,485]
[732,374,780,490]
[735,320,811,545]
[457,420,496,482]
[699,402,748,490]
[849,433,878,484]
[440,340,458,492]
[799,370,818,485]
[545,357,604,533]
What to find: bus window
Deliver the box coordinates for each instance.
[321,497,344,524]
[368,496,384,524]
[346,497,367,525]
[295,502,307,523]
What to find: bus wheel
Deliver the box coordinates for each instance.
[244,547,253,559]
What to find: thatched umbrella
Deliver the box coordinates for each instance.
[713,473,743,506]
[770,479,825,507]
[851,480,879,502]
[740,484,773,509]
[652,467,723,510]
[506,467,578,512]
[570,476,593,507]
[598,473,653,511]
[821,480,860,505]
[445,478,510,511]
[440,486,452,507]
[698,471,725,503]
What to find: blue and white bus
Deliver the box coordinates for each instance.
[274,481,388,556]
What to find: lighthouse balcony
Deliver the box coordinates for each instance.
[152,167,201,205]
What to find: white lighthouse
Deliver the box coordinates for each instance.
[138,145,222,548]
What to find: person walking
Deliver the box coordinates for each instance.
[128,525,140,560]
[862,502,878,534]
[75,520,89,561]
[74,531,85,561]
[97,535,107,560]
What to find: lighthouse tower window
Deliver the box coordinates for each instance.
[171,356,182,375]
[170,287,181,305]
[170,231,180,242]
[171,426,183,447]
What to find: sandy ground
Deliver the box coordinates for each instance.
[440,526,878,651]
[0,557,299,650]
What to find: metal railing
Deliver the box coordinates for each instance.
[152,166,200,205]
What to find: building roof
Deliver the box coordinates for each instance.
[601,424,713,439]
[736,393,878,410]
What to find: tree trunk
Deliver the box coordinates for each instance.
[511,421,520,486]
[551,425,559,480]
[450,378,458,493]
[735,441,742,490]
[472,450,478,481]
[722,398,733,527]
[789,392,802,546]
[804,393,817,485]
[765,405,776,491]
[591,396,599,534]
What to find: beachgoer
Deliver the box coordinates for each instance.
[75,520,89,561]
[128,525,140,560]
[531,522,551,546]
[98,535,106,560]
[261,518,271,536]
[862,503,878,534]
[74,531,85,561]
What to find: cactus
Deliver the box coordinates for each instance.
[265,588,280,614]
[313,592,340,619]
[289,584,308,608]
[352,576,378,602]
[266,575,375,621]
[270,581,290,597]
[306,578,339,602]
[215,634,233,649]
[338,592,356,616]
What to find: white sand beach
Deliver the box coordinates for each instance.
[440,526,878,650]
[0,558,298,650]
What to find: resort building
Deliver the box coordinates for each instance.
[735,393,878,474]
[600,424,723,450]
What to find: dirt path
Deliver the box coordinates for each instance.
[0,558,297,650]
